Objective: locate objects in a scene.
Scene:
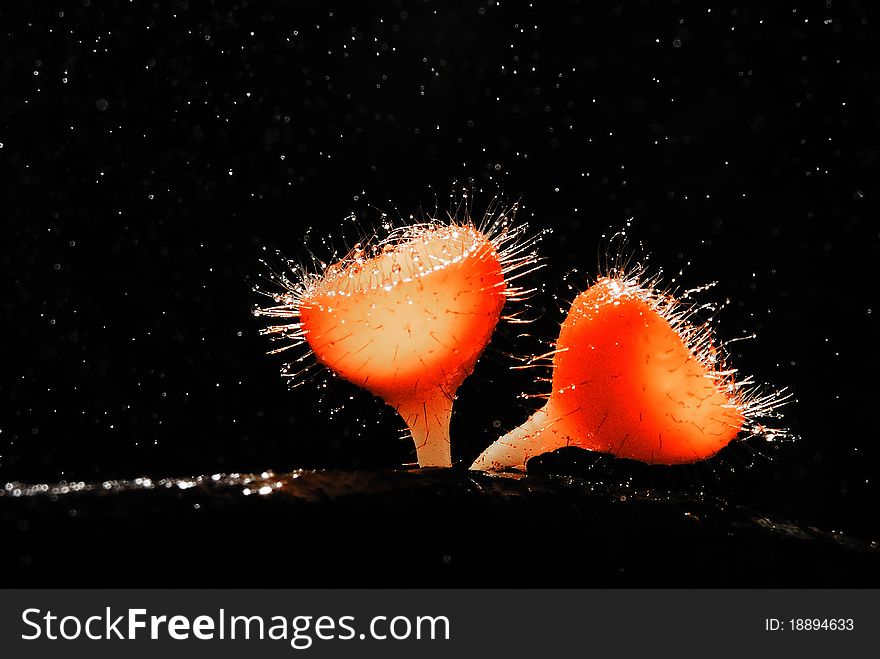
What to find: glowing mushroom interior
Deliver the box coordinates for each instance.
[300,224,507,467]
[472,276,745,469]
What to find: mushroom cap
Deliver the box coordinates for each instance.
[300,224,507,404]
[545,277,744,464]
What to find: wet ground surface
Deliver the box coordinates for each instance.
[2,467,877,587]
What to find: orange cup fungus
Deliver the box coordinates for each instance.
[472,274,765,470]
[257,215,540,468]
[258,210,786,472]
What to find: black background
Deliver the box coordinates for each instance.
[2,0,878,565]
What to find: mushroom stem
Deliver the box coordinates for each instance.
[396,391,454,468]
[470,405,561,471]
